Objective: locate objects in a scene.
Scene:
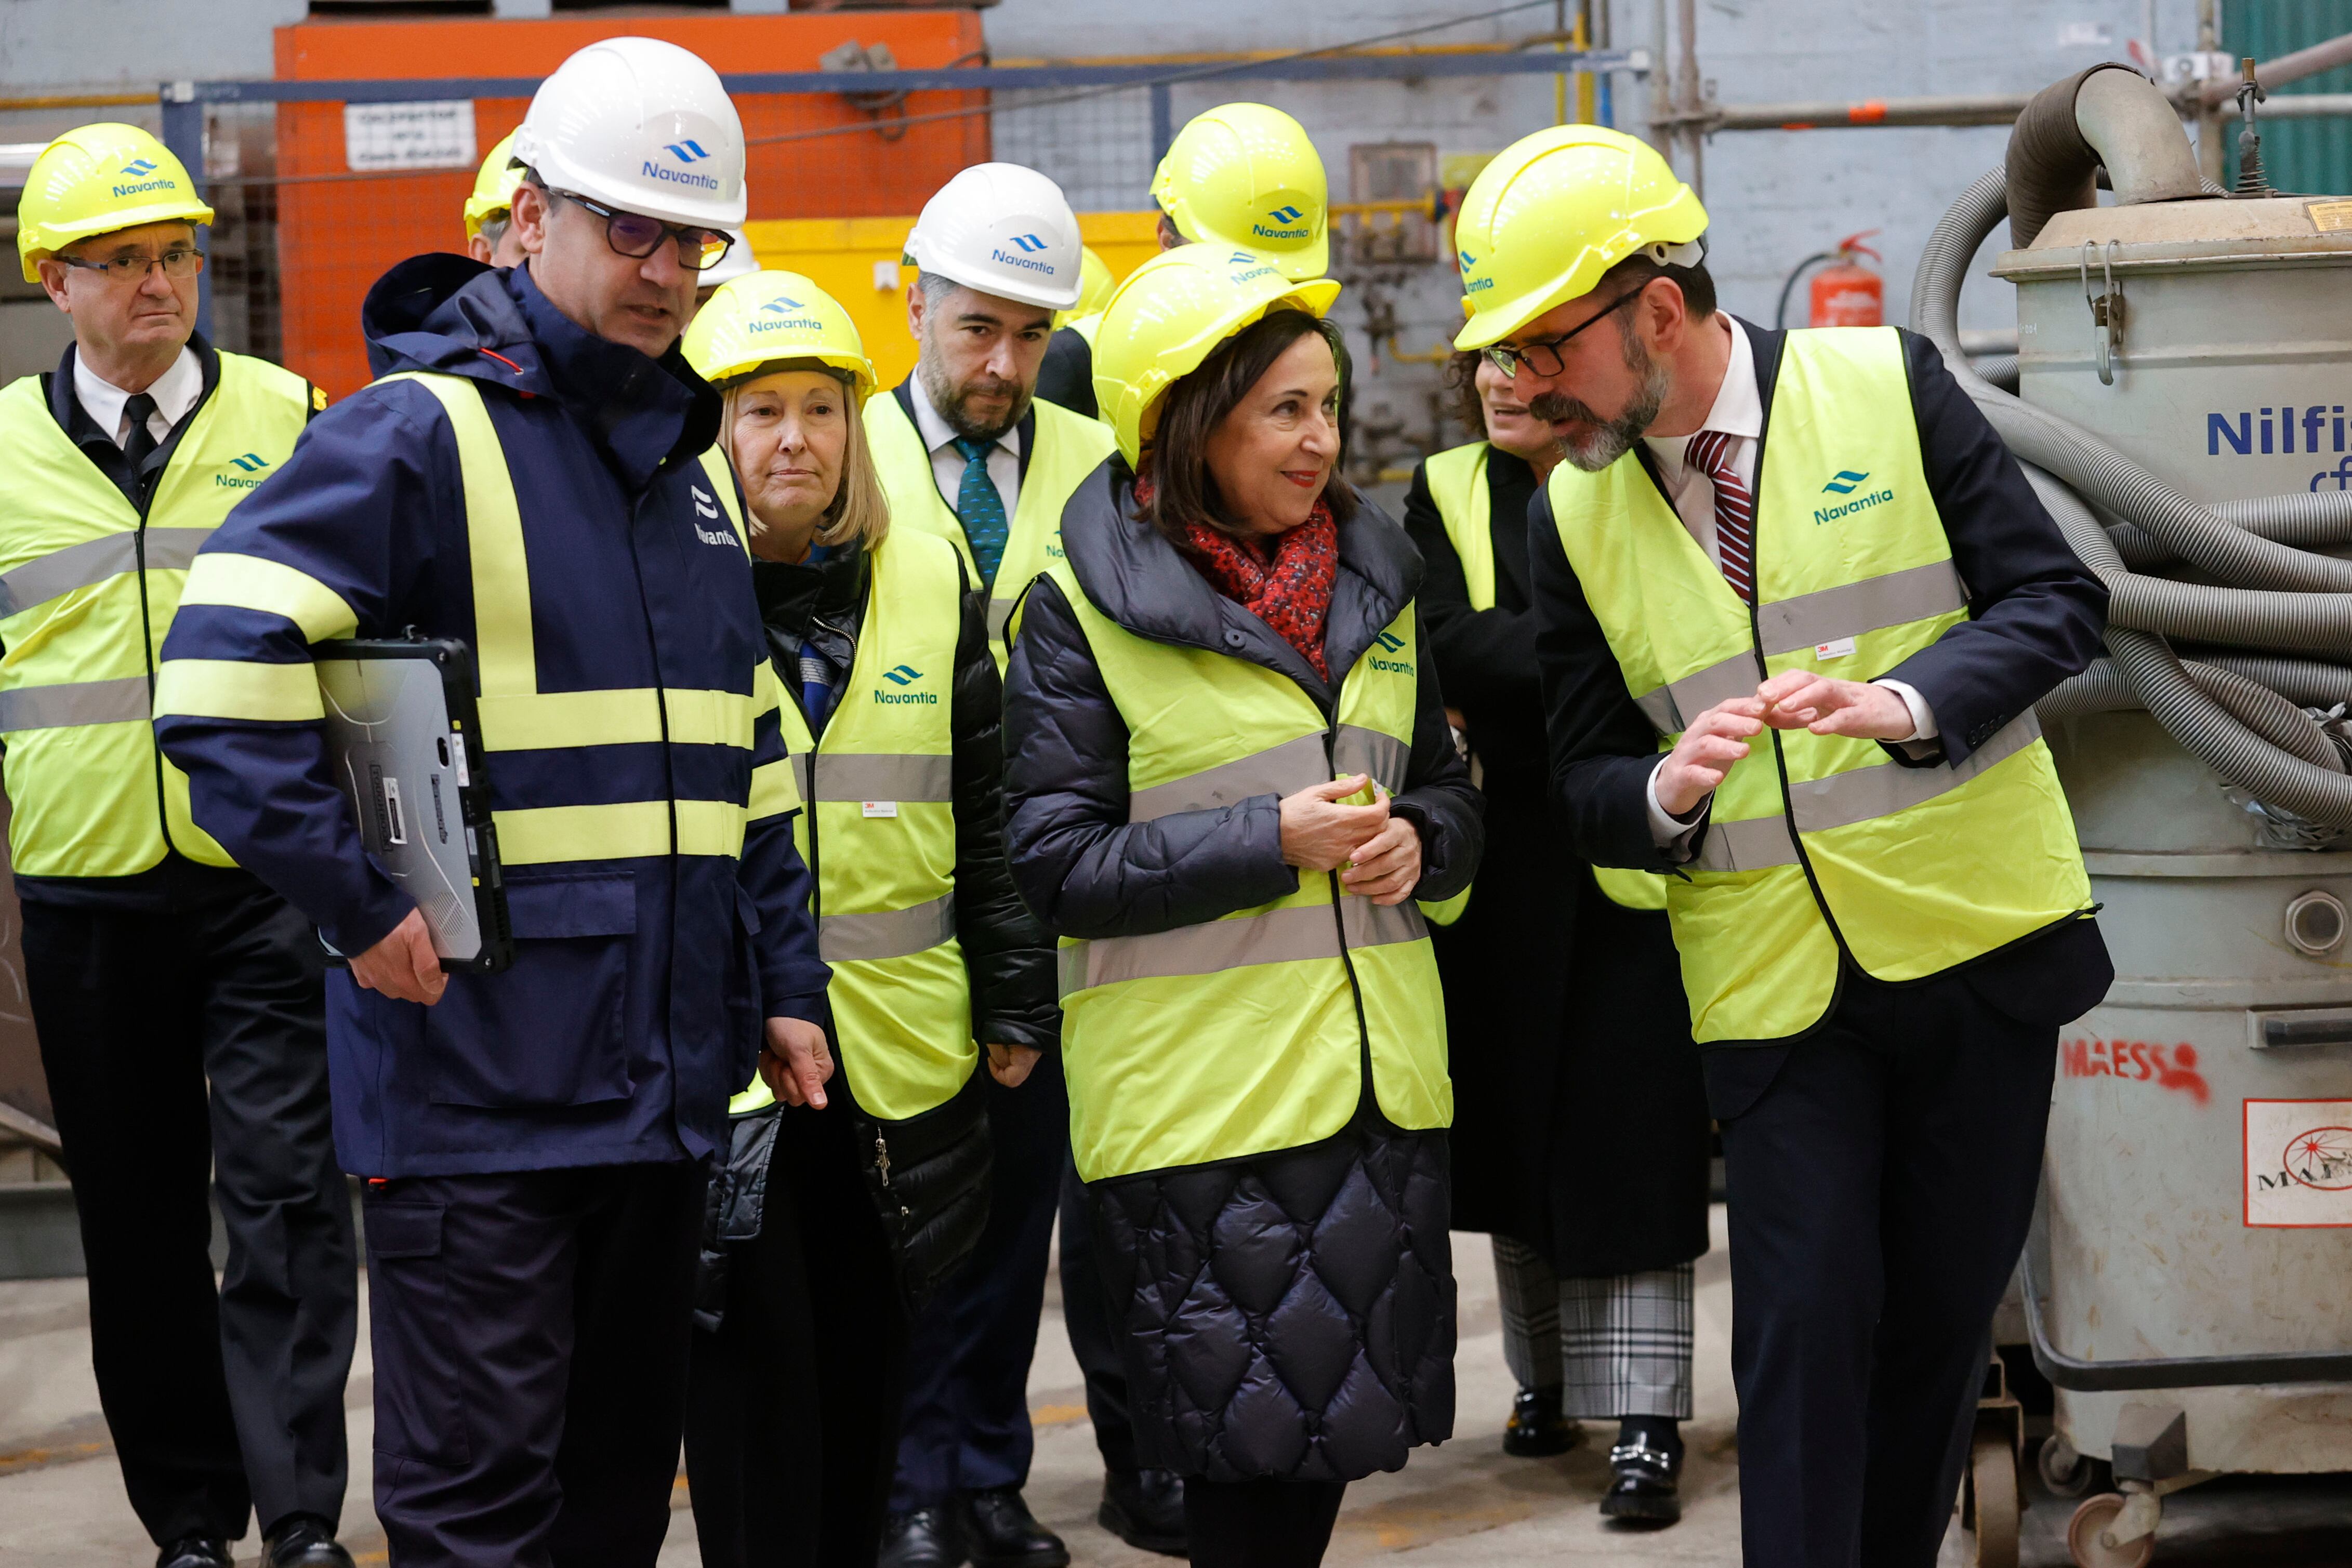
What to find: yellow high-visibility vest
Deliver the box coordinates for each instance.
[1422,438,1665,916]
[1042,557,1451,1182]
[864,387,1115,662]
[0,351,310,876]
[1549,326,2093,1043]
[729,527,976,1122]
[155,372,802,869]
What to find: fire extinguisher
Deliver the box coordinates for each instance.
[1807,231,1883,327]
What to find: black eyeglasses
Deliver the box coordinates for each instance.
[549,188,733,273]
[58,247,204,283]
[1483,286,1644,380]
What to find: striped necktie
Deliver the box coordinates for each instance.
[950,435,1009,590]
[1686,429,1754,602]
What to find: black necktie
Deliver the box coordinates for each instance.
[121,392,160,473]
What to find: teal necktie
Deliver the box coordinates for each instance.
[950,435,1009,590]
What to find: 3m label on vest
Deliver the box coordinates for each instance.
[1814,636,1857,660]
[2245,1098,2352,1227]
[862,800,898,818]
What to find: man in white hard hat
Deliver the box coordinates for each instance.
[862,163,1119,1568]
[155,38,833,1567]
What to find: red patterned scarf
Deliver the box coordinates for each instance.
[1137,474,1338,679]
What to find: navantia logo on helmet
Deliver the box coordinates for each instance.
[1224,251,1279,285]
[112,156,178,199]
[642,137,721,192]
[1253,203,1311,241]
[989,232,1059,276]
[750,297,822,333]
[1458,250,1494,293]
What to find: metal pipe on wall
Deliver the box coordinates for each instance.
[1675,0,1701,197]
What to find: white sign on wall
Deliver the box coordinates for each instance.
[2245,1099,2352,1227]
[344,100,477,173]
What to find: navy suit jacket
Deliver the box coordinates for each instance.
[1527,318,2114,1061]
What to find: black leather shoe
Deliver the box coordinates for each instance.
[961,1486,1069,1568]
[1098,1467,1187,1556]
[1601,1436,1684,1525]
[265,1514,355,1568]
[881,1508,966,1568]
[1503,1386,1578,1457]
[157,1538,232,1568]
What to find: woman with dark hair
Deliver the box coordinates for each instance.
[999,248,1482,1568]
[1403,349,1711,1524]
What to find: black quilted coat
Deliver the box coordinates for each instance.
[1002,463,1483,1483]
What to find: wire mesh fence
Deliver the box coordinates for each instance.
[987,86,1159,214]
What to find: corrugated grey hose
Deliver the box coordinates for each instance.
[1910,167,2352,823]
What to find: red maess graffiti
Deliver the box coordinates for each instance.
[2062,1037,2212,1107]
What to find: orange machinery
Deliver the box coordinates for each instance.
[272,10,987,397]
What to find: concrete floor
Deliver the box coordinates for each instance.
[5,1206,2351,1565]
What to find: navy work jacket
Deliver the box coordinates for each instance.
[156,256,827,1176]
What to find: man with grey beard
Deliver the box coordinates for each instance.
[1454,127,2111,1568]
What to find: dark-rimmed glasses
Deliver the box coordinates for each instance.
[1483,286,1643,380]
[58,247,204,283]
[549,188,733,272]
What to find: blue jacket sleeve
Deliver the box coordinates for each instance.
[738,663,829,1024]
[154,383,457,955]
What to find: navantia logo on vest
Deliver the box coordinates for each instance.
[1814,469,1893,524]
[643,138,720,193]
[215,453,271,490]
[1368,630,1415,675]
[990,233,1058,277]
[876,665,939,705]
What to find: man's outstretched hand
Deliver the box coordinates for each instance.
[1755,670,1915,740]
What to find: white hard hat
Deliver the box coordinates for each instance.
[513,36,746,230]
[696,229,759,290]
[903,163,1083,312]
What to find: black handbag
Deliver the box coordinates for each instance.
[855,1065,994,1314]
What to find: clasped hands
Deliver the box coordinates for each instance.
[1279,775,1423,906]
[1653,671,1917,818]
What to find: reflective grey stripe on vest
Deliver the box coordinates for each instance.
[807,753,953,803]
[0,673,152,734]
[820,892,956,963]
[1128,733,1327,823]
[1633,561,1968,735]
[987,597,1016,640]
[1690,711,2046,874]
[790,753,812,802]
[1330,724,1408,793]
[1058,894,1426,996]
[0,528,213,617]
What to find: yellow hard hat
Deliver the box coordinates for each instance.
[1152,103,1329,282]
[1090,245,1341,467]
[464,131,523,241]
[682,270,876,397]
[1057,245,1114,330]
[1451,126,1708,352]
[17,123,215,284]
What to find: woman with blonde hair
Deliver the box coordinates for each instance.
[679,272,1059,1568]
[1000,248,1481,1567]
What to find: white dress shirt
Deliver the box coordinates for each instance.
[1640,314,1936,849]
[906,374,1022,524]
[75,346,201,450]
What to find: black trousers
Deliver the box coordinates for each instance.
[892,1049,1066,1507]
[1056,1156,1139,1475]
[362,1161,704,1568]
[683,1106,909,1568]
[24,886,355,1545]
[1713,969,2056,1568]
[1183,1478,1345,1568]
